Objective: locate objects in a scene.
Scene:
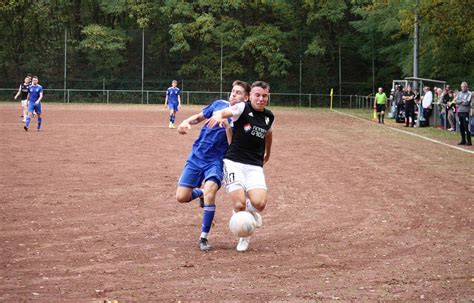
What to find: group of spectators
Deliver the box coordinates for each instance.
[388,81,472,146]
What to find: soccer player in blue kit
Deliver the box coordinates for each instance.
[24,76,43,132]
[164,80,181,129]
[175,80,251,251]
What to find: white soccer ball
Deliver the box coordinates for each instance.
[229,211,256,237]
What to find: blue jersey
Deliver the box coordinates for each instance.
[29,84,43,103]
[188,100,232,164]
[166,87,181,104]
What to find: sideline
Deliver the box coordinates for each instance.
[332,109,474,155]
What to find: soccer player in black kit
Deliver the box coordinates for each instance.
[208,81,274,252]
[14,75,31,122]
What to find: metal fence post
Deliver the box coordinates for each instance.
[106,90,109,104]
[309,94,312,108]
[350,95,352,109]
[67,89,70,103]
[146,91,149,104]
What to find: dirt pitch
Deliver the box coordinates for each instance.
[0,103,473,302]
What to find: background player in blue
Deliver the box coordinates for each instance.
[175,80,251,251]
[24,76,43,132]
[164,80,181,128]
[14,75,31,122]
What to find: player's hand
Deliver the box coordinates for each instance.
[220,119,230,129]
[35,101,40,105]
[263,153,270,165]
[207,113,223,128]
[178,104,181,109]
[177,121,191,134]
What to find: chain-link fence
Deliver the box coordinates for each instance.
[0,88,377,109]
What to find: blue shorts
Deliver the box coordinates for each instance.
[28,101,42,114]
[168,102,179,112]
[178,158,223,189]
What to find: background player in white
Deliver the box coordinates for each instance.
[208,81,274,252]
[175,80,251,251]
[164,80,181,128]
[14,75,31,122]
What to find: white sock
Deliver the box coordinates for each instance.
[200,232,208,239]
[246,199,258,213]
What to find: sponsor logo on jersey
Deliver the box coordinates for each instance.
[248,112,254,117]
[265,117,270,125]
[243,123,252,132]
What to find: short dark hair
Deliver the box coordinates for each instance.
[32,76,38,79]
[251,81,270,91]
[232,80,251,95]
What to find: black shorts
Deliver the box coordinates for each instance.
[376,104,386,112]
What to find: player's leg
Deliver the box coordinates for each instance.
[198,178,219,251]
[224,159,257,251]
[245,164,267,228]
[381,105,385,124]
[176,161,204,204]
[24,102,35,131]
[35,103,42,130]
[224,160,247,211]
[21,100,27,121]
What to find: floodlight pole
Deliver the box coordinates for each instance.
[220,38,223,98]
[413,0,419,90]
[338,41,342,104]
[63,27,67,103]
[141,28,145,104]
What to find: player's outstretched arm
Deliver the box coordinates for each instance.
[263,131,273,165]
[207,108,233,128]
[177,112,206,134]
[14,85,21,100]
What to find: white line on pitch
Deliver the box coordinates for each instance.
[332,109,474,155]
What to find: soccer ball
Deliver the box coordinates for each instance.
[229,211,256,237]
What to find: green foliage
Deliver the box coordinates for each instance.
[1,0,472,92]
[79,24,127,76]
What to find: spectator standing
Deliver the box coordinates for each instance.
[455,82,472,145]
[403,86,416,127]
[447,90,456,131]
[421,86,433,127]
[394,85,404,122]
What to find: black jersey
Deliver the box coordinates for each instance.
[225,102,275,167]
[403,91,415,109]
[19,83,29,100]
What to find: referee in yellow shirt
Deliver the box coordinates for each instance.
[374,87,388,124]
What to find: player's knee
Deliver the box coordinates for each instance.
[203,191,216,205]
[175,191,190,203]
[252,198,267,212]
[234,201,246,212]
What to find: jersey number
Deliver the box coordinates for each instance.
[227,172,235,183]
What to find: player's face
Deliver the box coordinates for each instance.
[32,78,38,85]
[378,87,383,93]
[250,86,269,112]
[172,81,177,87]
[229,85,248,105]
[24,77,29,83]
[461,83,468,91]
